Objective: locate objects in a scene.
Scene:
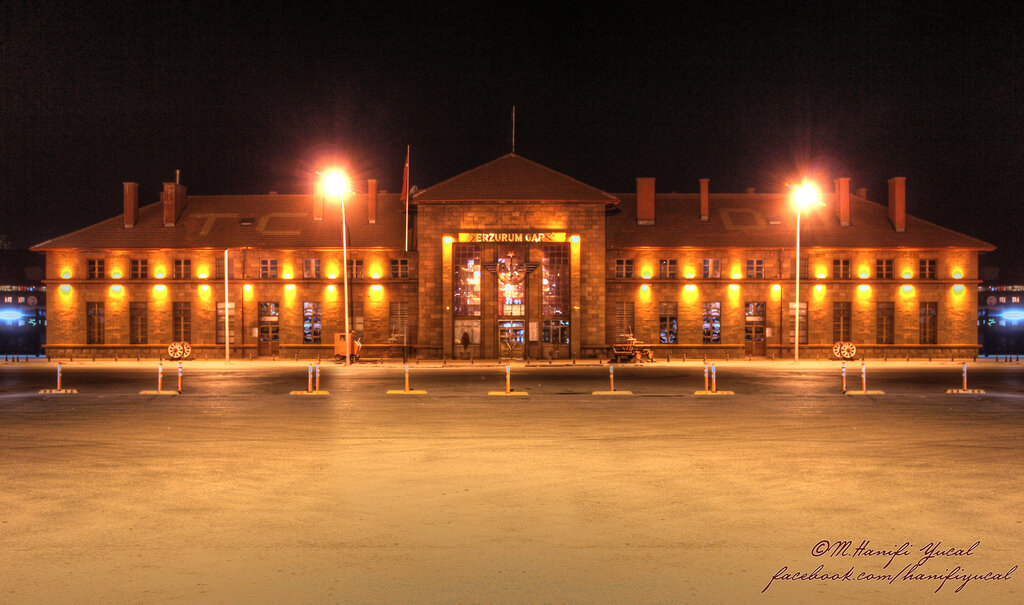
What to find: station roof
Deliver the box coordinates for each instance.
[414,154,619,204]
[32,192,408,250]
[607,193,994,250]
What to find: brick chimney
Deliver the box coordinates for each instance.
[636,178,655,225]
[313,182,325,221]
[367,179,378,224]
[161,182,187,227]
[855,187,867,199]
[700,178,709,221]
[123,182,139,228]
[887,177,906,233]
[834,177,850,227]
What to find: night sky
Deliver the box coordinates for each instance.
[3,2,1022,267]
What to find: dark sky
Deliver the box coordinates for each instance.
[2,2,1022,266]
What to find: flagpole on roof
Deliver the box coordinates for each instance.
[403,145,410,252]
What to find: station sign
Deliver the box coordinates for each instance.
[457,232,567,243]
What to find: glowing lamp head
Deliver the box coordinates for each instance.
[857,284,870,293]
[953,284,964,293]
[791,180,821,209]
[327,284,336,292]
[953,270,963,279]
[285,283,295,290]
[327,273,337,280]
[60,284,71,293]
[442,235,454,245]
[816,272,827,279]
[570,235,581,244]
[771,284,781,292]
[155,271,165,279]
[110,284,123,293]
[901,284,914,294]
[111,271,122,279]
[814,284,823,292]
[641,271,652,280]
[684,284,697,292]
[200,284,210,292]
[153,284,167,293]
[859,272,869,279]
[370,284,384,292]
[323,170,350,197]
[684,272,695,279]
[60,270,71,279]
[728,283,739,290]
[640,284,650,292]
[243,284,253,292]
[731,272,742,280]
[197,272,208,279]
[902,271,913,279]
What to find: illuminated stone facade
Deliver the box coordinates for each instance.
[33,154,992,359]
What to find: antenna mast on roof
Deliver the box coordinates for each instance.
[511,106,515,154]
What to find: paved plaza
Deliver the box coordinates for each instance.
[1,360,1022,603]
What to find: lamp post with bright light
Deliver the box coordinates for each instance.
[324,170,352,366]
[791,181,820,363]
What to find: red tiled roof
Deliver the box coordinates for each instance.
[32,193,409,250]
[607,193,994,250]
[414,154,619,203]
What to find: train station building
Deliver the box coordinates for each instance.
[32,153,993,360]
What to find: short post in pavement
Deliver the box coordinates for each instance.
[861,362,867,393]
[505,365,511,394]
[962,362,968,390]
[703,362,709,392]
[841,361,847,393]
[316,361,321,392]
[609,365,615,392]
[158,362,164,393]
[177,361,183,393]
[57,362,62,391]
[711,363,717,393]
[404,364,410,392]
[307,364,313,393]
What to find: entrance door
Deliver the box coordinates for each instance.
[258,301,279,356]
[744,301,766,356]
[498,320,525,360]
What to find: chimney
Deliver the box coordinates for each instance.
[887,177,906,233]
[855,187,867,199]
[745,187,755,194]
[162,181,187,227]
[699,178,710,221]
[123,182,139,228]
[636,178,655,225]
[367,179,378,224]
[834,177,850,227]
[313,182,325,221]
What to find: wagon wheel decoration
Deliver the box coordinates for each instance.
[166,341,192,360]
[832,341,857,360]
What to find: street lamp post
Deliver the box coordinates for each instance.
[324,170,351,366]
[791,181,820,363]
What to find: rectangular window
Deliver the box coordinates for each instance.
[390,259,409,278]
[788,302,808,344]
[173,259,191,279]
[215,257,235,280]
[746,259,764,279]
[702,258,721,279]
[86,301,104,344]
[832,259,851,279]
[303,259,321,279]
[702,302,721,344]
[87,259,105,280]
[659,301,678,344]
[172,302,191,342]
[352,299,364,334]
[347,259,363,279]
[130,259,147,279]
[129,301,147,344]
[659,259,677,279]
[390,301,409,339]
[920,301,938,344]
[876,301,894,344]
[260,259,278,279]
[615,259,634,279]
[614,301,635,342]
[833,302,852,342]
[216,302,236,344]
[454,245,482,316]
[542,319,570,344]
[876,259,894,279]
[919,259,937,279]
[542,244,569,316]
[303,302,322,344]
[790,258,809,279]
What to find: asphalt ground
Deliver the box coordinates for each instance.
[1,360,1022,603]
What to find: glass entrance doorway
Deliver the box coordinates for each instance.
[258,301,279,356]
[498,319,525,360]
[744,302,766,356]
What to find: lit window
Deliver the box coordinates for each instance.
[303,259,321,279]
[702,302,721,344]
[659,302,678,344]
[303,302,322,344]
[702,258,721,279]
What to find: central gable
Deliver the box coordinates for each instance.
[415,154,618,204]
